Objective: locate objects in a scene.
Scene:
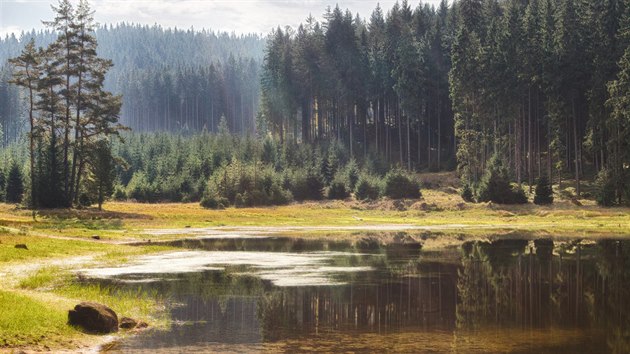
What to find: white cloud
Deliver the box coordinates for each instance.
[2,0,447,37]
[0,25,22,38]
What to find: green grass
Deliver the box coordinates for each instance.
[19,266,67,290]
[0,290,75,348]
[54,282,166,326]
[0,233,115,263]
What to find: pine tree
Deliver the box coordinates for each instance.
[9,39,40,209]
[533,175,554,205]
[6,162,24,204]
[88,139,116,210]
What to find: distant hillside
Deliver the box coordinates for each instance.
[0,24,266,142]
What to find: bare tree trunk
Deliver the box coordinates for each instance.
[528,87,533,193]
[572,97,580,197]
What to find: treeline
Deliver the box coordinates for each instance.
[260,0,630,206]
[107,131,420,207]
[450,0,630,206]
[119,58,260,134]
[260,2,455,171]
[0,23,265,141]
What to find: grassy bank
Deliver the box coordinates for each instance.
[0,232,171,351]
[0,184,629,351]
[1,187,629,241]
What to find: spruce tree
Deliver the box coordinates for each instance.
[6,162,24,204]
[533,175,554,205]
[0,167,5,202]
[478,154,527,204]
[88,139,116,210]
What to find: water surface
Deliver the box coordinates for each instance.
[88,235,630,353]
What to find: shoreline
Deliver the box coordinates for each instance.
[1,196,629,352]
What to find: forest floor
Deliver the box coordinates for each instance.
[0,172,629,352]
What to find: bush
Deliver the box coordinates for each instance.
[201,160,292,208]
[511,186,528,204]
[200,193,229,209]
[286,170,324,201]
[383,169,421,199]
[533,175,554,205]
[354,174,381,201]
[126,171,158,202]
[327,173,350,200]
[112,185,127,201]
[477,155,527,204]
[78,193,93,207]
[461,184,474,202]
[595,168,616,207]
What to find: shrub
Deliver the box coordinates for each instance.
[200,193,229,209]
[112,185,127,201]
[125,171,157,202]
[286,170,324,201]
[461,184,474,202]
[354,174,381,201]
[78,193,93,207]
[533,175,554,205]
[595,168,616,207]
[511,186,528,204]
[477,155,527,204]
[201,160,292,208]
[327,173,350,200]
[383,169,421,199]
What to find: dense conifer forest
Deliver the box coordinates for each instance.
[0,23,264,138]
[1,0,630,209]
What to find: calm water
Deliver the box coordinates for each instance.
[87,234,630,353]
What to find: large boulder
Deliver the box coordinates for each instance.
[68,302,118,334]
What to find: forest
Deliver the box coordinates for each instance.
[0,0,630,209]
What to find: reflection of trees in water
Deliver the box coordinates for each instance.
[99,236,630,351]
[456,238,630,353]
[256,251,459,342]
[589,240,630,354]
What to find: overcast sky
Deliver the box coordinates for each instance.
[1,0,446,38]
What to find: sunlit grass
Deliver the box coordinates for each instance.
[0,233,115,263]
[54,282,167,327]
[0,290,75,347]
[2,189,629,241]
[19,266,67,290]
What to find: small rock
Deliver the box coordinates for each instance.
[68,302,118,334]
[136,321,149,329]
[184,225,191,228]
[91,235,101,240]
[14,244,28,250]
[119,317,137,329]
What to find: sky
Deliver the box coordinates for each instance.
[0,0,445,38]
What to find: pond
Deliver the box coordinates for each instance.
[85,234,630,353]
